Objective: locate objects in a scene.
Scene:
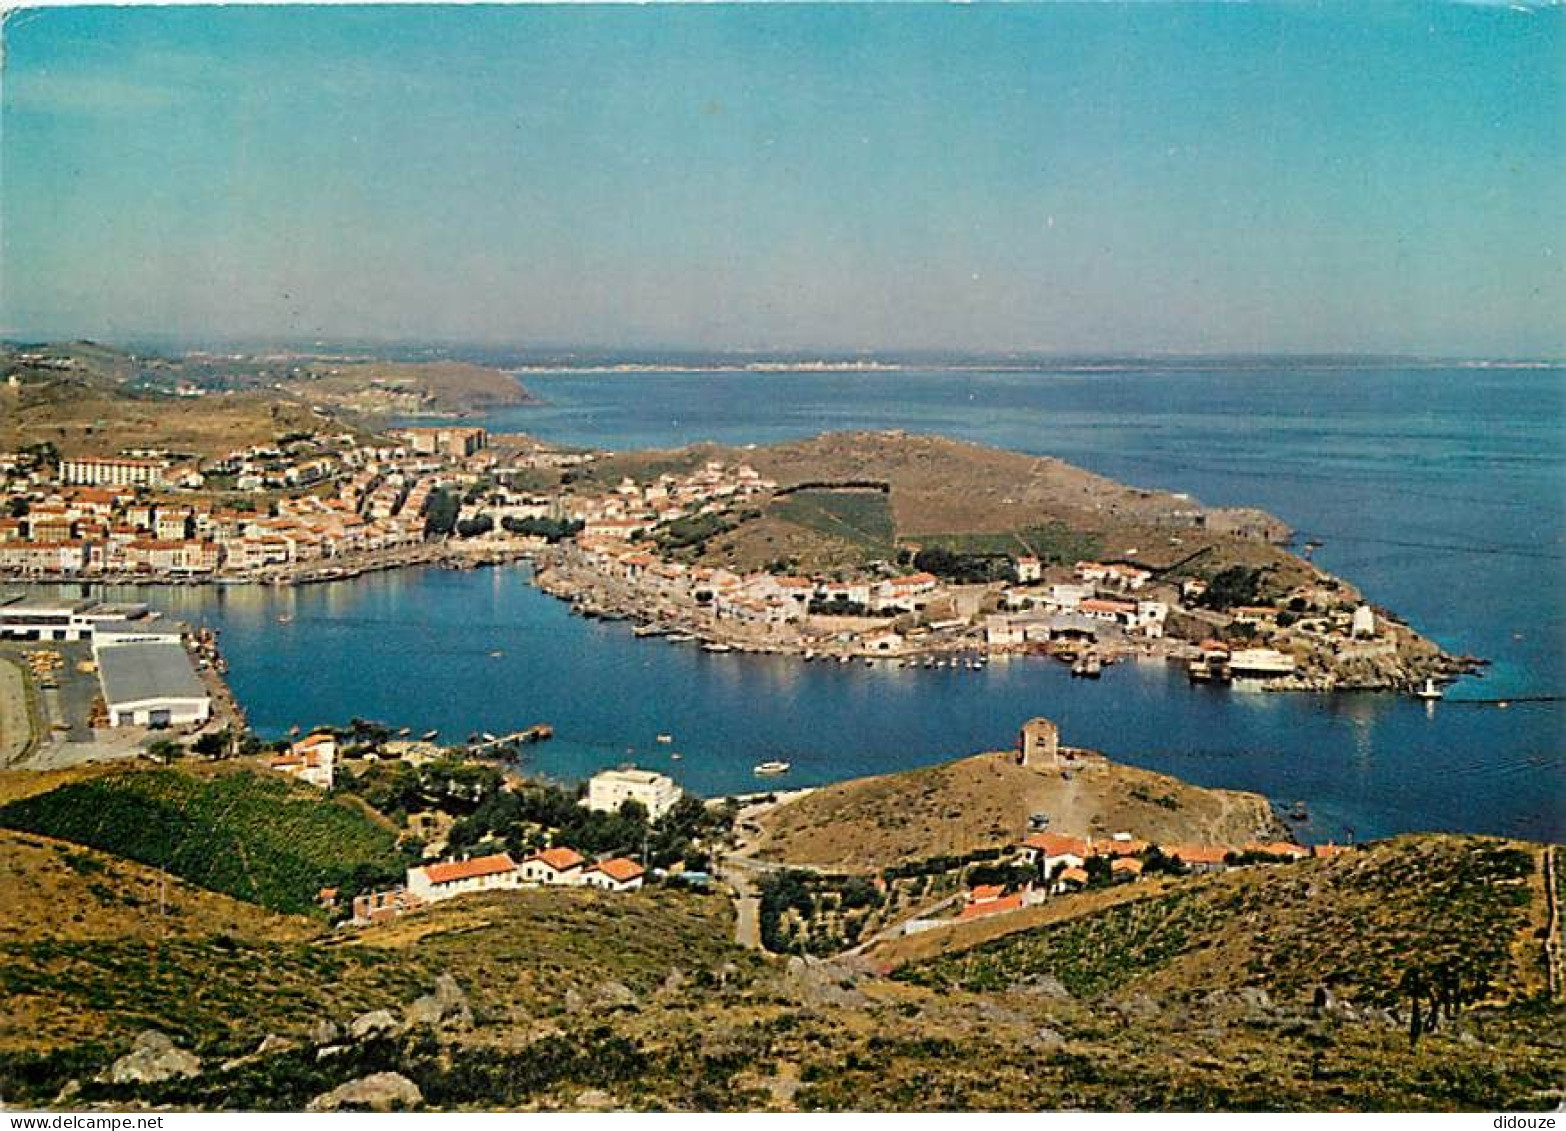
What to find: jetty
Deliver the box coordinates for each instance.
[468,724,554,755]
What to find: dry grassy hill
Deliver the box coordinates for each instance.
[752,749,1284,871]
[584,431,1314,591]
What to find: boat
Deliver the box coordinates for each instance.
[1415,678,1443,701]
[656,734,674,744]
[277,614,293,624]
[1072,654,1103,679]
[481,732,497,743]
[703,642,734,653]
[670,752,682,761]
[489,650,504,658]
[397,727,411,737]
[421,730,439,742]
[753,760,791,776]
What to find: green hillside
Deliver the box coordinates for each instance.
[0,768,403,916]
[896,836,1549,1010]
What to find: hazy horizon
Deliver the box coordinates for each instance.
[4,4,1563,355]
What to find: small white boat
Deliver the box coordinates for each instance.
[670,752,682,761]
[1414,678,1443,701]
[703,642,734,653]
[753,760,791,776]
[656,734,674,744]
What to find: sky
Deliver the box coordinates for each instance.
[2,3,1562,356]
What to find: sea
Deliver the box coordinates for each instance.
[81,363,1566,842]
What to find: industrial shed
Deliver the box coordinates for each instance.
[94,639,211,728]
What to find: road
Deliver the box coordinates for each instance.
[0,658,36,766]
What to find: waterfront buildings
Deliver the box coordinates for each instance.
[585,767,683,822]
[93,637,211,728]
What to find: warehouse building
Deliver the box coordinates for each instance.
[93,638,211,728]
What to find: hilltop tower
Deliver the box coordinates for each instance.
[1018,717,1060,768]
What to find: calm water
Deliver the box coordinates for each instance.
[99,364,1566,841]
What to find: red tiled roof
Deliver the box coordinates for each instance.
[590,857,645,883]
[1058,867,1090,886]
[1111,857,1144,875]
[1164,844,1230,866]
[423,853,517,884]
[967,884,1005,903]
[528,846,584,872]
[1312,843,1355,859]
[957,892,1026,920]
[1021,832,1091,858]
[1245,841,1309,860]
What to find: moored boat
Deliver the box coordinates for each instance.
[753,760,791,776]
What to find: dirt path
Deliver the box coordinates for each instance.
[0,658,37,765]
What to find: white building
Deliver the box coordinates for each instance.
[59,456,167,488]
[93,638,211,727]
[581,857,645,892]
[406,853,521,903]
[268,733,337,789]
[1352,604,1377,638]
[518,846,585,885]
[585,767,683,822]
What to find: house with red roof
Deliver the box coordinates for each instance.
[519,846,586,886]
[406,852,521,903]
[581,857,645,892]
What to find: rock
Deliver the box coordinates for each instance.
[308,1019,341,1046]
[573,1088,616,1111]
[406,974,473,1031]
[660,967,687,996]
[1034,1027,1067,1050]
[222,1033,299,1072]
[307,1071,423,1112]
[782,955,868,1008]
[593,980,638,1010]
[563,987,587,1013]
[1238,987,1274,1014]
[347,1009,400,1041]
[315,1045,347,1062]
[52,1079,81,1106]
[1013,973,1072,999]
[99,1030,201,1086]
[255,1033,297,1057]
[1118,993,1161,1020]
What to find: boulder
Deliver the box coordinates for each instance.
[573,1088,616,1111]
[221,1033,298,1073]
[308,1019,341,1046]
[99,1031,201,1086]
[1034,1026,1068,1051]
[405,974,473,1031]
[347,1009,400,1041]
[1013,973,1073,1000]
[593,980,639,1010]
[307,1071,423,1112]
[563,987,587,1013]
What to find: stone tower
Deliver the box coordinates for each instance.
[1018,717,1060,768]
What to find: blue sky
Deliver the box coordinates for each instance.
[3,3,1562,355]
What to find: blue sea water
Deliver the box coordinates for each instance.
[100,364,1565,842]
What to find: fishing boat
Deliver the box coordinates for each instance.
[489,650,504,658]
[656,734,674,744]
[1072,653,1103,679]
[753,760,791,776]
[420,730,439,742]
[670,752,682,761]
[703,642,734,653]
[1415,678,1443,701]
